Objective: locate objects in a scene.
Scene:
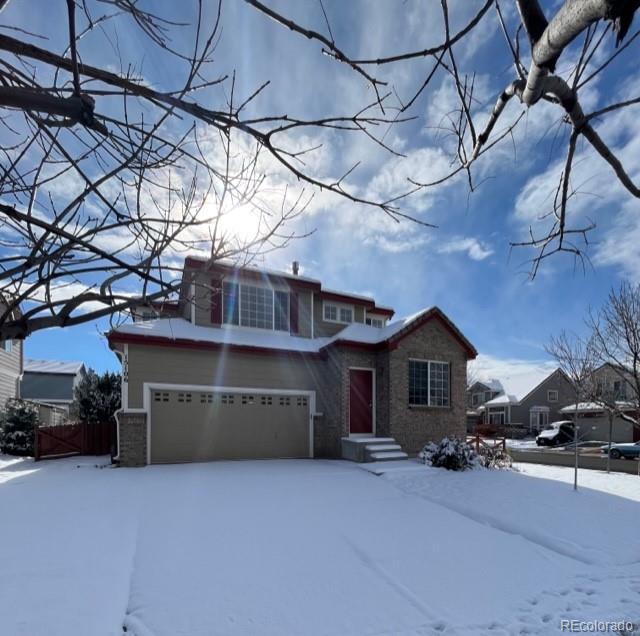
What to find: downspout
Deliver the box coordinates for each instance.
[190,278,196,325]
[112,344,128,462]
[311,292,314,338]
[606,410,613,474]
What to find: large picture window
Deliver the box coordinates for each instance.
[222,282,289,332]
[408,359,450,407]
[240,284,273,329]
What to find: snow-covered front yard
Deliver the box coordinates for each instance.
[1,456,638,636]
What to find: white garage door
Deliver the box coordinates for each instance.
[149,389,311,463]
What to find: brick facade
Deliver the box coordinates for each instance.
[117,410,147,467]
[387,319,468,455]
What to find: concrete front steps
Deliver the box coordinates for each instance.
[341,437,409,463]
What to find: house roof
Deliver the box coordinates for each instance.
[24,359,85,375]
[108,306,477,359]
[184,256,395,318]
[470,379,503,392]
[560,401,636,414]
[484,367,566,407]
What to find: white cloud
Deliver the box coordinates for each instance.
[437,236,493,261]
[594,199,640,282]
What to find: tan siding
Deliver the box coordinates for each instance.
[0,339,21,406]
[0,371,18,407]
[312,295,354,337]
[295,291,312,338]
[127,344,323,409]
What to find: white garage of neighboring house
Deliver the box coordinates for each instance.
[560,402,640,443]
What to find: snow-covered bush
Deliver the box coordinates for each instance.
[418,437,482,471]
[0,399,38,456]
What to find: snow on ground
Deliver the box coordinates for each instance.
[506,438,539,450]
[514,462,640,502]
[0,455,638,636]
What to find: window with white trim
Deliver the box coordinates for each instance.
[547,390,558,402]
[365,316,385,328]
[222,281,289,332]
[323,302,353,324]
[408,359,450,407]
[1,339,12,353]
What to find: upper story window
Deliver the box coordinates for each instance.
[471,393,480,406]
[365,315,386,328]
[1,339,12,353]
[613,380,626,399]
[408,359,450,407]
[223,281,289,332]
[547,390,558,402]
[323,302,353,324]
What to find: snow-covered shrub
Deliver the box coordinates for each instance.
[418,437,482,471]
[0,399,38,456]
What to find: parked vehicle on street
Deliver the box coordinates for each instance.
[600,441,640,460]
[536,421,575,447]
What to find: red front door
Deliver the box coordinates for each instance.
[349,369,373,434]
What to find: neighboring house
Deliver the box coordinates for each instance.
[591,362,636,401]
[467,379,503,409]
[483,368,575,433]
[0,300,23,407]
[559,402,640,443]
[20,359,86,413]
[108,257,477,466]
[466,379,503,432]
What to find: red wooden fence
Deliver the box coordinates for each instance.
[34,421,115,461]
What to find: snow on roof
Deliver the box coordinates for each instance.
[111,318,328,352]
[321,287,375,303]
[560,401,635,413]
[484,393,519,406]
[186,257,394,313]
[24,359,85,375]
[484,368,560,406]
[326,308,434,346]
[482,379,503,392]
[187,256,321,285]
[110,308,439,353]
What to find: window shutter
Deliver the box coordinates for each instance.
[290,291,299,334]
[210,276,223,325]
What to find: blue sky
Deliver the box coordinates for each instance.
[6,1,639,380]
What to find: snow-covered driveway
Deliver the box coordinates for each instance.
[0,456,638,636]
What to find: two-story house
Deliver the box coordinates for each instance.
[483,368,575,433]
[108,257,477,466]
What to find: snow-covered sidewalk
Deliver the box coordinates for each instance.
[0,455,638,635]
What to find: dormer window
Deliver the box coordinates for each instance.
[365,313,387,328]
[222,281,289,332]
[323,302,353,324]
